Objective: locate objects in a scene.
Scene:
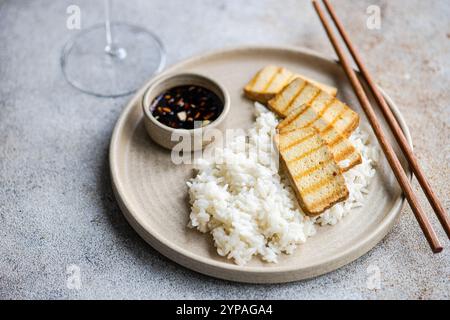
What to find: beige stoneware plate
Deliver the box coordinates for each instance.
[110,46,412,283]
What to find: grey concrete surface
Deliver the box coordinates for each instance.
[0,0,449,299]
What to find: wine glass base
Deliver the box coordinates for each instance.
[61,22,166,98]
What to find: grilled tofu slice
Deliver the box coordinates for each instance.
[275,127,349,216]
[278,105,362,172]
[268,78,359,138]
[244,65,337,104]
[244,66,297,103]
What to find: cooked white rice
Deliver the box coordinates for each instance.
[187,102,378,265]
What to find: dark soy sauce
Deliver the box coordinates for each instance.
[150,85,224,130]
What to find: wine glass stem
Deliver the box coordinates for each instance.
[104,0,126,58]
[105,0,113,48]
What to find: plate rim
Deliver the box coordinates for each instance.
[109,45,413,283]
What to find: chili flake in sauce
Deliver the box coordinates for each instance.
[150,85,224,129]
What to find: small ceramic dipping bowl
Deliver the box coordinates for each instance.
[142,73,230,151]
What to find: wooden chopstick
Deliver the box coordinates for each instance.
[321,0,450,240]
[312,0,443,253]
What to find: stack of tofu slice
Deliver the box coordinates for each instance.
[244,65,337,103]
[244,66,362,216]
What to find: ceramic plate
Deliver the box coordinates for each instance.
[109,46,412,283]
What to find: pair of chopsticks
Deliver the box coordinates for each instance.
[312,0,449,253]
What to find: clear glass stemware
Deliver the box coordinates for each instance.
[61,0,166,97]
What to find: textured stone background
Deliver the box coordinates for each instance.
[0,0,449,299]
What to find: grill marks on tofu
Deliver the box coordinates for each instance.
[279,105,362,172]
[264,67,296,93]
[279,92,334,130]
[243,66,365,215]
[274,78,362,172]
[278,131,316,153]
[276,127,349,216]
[282,82,321,116]
[244,65,337,104]
[272,78,359,136]
[318,101,359,138]
[244,66,297,103]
